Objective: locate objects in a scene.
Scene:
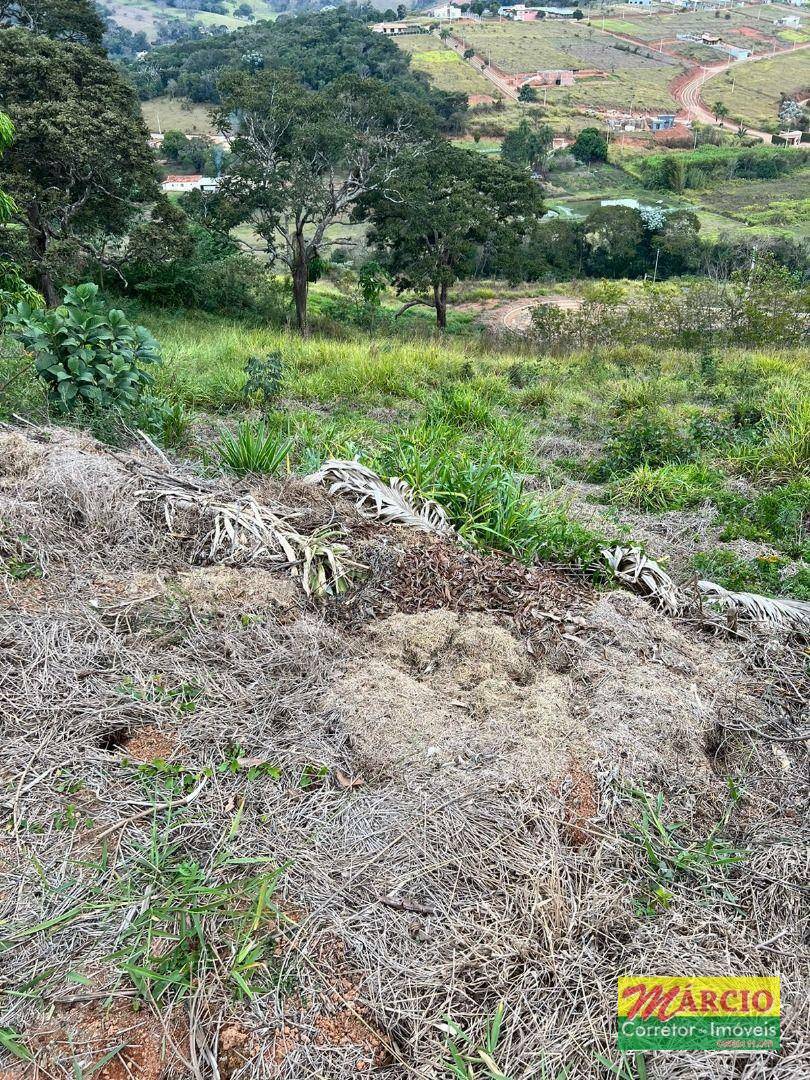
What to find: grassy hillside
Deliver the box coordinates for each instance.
[707,48,810,130]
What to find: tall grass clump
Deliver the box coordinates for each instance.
[376,424,607,566]
[737,393,810,480]
[215,420,292,477]
[610,464,725,512]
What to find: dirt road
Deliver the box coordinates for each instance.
[674,44,810,142]
[477,295,583,334]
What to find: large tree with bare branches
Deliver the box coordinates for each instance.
[213,71,419,332]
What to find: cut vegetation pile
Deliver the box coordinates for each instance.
[0,425,807,1079]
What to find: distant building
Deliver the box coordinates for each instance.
[523,68,575,85]
[534,5,577,16]
[431,4,462,18]
[162,175,220,194]
[701,32,721,44]
[628,0,652,7]
[775,15,801,27]
[371,21,413,34]
[649,113,677,131]
[778,129,803,145]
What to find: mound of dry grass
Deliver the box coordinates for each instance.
[0,426,806,1079]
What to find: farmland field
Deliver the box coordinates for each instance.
[108,0,278,40]
[140,96,217,136]
[599,4,784,52]
[706,47,810,129]
[398,34,498,97]
[447,21,684,111]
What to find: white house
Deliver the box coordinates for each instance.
[161,175,220,194]
[775,15,801,27]
[628,0,652,7]
[431,4,462,18]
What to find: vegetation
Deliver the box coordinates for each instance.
[4,283,160,411]
[0,27,156,304]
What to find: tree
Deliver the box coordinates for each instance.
[0,0,104,45]
[396,3,406,19]
[572,8,584,19]
[713,101,729,122]
[356,141,544,329]
[571,126,608,164]
[501,117,553,173]
[0,110,40,308]
[517,84,538,104]
[213,71,415,332]
[583,205,644,278]
[463,47,475,59]
[0,29,157,304]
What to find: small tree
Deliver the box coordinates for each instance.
[518,84,538,104]
[572,8,584,19]
[397,3,407,19]
[357,141,544,329]
[501,117,553,173]
[571,126,608,164]
[713,101,729,122]
[463,47,475,59]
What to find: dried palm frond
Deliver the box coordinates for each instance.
[601,545,683,615]
[698,580,810,634]
[142,482,362,597]
[304,459,455,536]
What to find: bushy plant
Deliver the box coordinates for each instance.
[597,406,692,478]
[716,479,809,559]
[215,420,292,476]
[243,352,284,413]
[4,283,160,411]
[610,463,725,512]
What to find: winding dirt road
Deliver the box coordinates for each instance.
[674,44,810,142]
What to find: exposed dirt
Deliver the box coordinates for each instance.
[1,426,806,1079]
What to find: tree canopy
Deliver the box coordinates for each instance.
[0,28,157,303]
[356,141,545,328]
[212,70,416,330]
[0,0,105,45]
[128,10,468,133]
[571,126,608,164]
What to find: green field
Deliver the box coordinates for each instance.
[109,0,278,41]
[707,48,810,129]
[141,96,217,135]
[451,21,684,111]
[398,34,498,97]
[598,4,785,53]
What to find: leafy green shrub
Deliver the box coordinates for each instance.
[4,284,160,411]
[215,421,292,476]
[692,550,810,601]
[243,352,284,413]
[596,406,692,478]
[610,464,725,512]
[716,479,809,559]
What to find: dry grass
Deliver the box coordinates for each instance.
[0,425,807,1078]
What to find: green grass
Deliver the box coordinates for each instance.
[454,20,684,111]
[705,48,810,131]
[140,97,217,137]
[692,549,810,601]
[610,463,725,512]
